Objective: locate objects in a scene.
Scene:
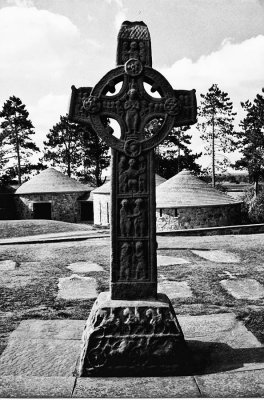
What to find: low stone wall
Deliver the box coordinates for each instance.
[156,204,241,231]
[93,193,110,226]
[16,192,85,223]
[157,223,264,236]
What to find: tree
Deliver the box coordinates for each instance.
[78,123,110,186]
[43,114,110,185]
[145,119,201,179]
[234,89,264,195]
[43,115,83,177]
[197,84,236,187]
[0,96,39,184]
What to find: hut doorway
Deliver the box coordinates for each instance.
[33,202,51,219]
[80,202,93,222]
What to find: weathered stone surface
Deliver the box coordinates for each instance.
[73,376,200,398]
[178,313,264,374]
[0,376,75,398]
[220,278,264,300]
[66,261,104,273]
[195,369,264,398]
[0,339,80,376]
[77,291,188,376]
[10,319,84,340]
[57,274,97,300]
[0,260,18,270]
[192,249,240,263]
[157,255,190,266]
[158,280,192,298]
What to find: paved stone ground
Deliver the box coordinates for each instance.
[191,249,240,263]
[1,312,264,397]
[221,278,264,300]
[158,280,193,298]
[57,275,98,300]
[66,261,104,273]
[157,255,190,266]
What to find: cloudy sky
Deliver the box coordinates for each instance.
[1,0,264,169]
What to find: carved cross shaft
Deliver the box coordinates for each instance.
[69,21,197,300]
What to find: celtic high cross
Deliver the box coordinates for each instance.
[69,21,197,376]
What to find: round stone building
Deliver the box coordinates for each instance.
[15,168,94,223]
[156,169,242,231]
[93,174,166,226]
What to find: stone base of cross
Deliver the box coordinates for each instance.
[69,21,197,376]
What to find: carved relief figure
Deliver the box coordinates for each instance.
[120,199,131,236]
[135,241,147,280]
[139,41,146,64]
[124,83,140,135]
[138,156,147,193]
[121,41,129,64]
[118,156,127,193]
[119,242,132,281]
[129,41,139,59]
[133,198,146,237]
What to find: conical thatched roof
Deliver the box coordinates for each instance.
[93,174,166,195]
[16,168,89,194]
[156,169,242,208]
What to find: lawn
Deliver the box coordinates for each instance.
[0,226,264,358]
[0,219,101,239]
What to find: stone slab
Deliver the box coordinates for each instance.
[178,313,264,374]
[157,255,190,266]
[1,313,263,378]
[73,376,200,398]
[0,260,18,271]
[221,278,264,300]
[0,339,81,376]
[10,319,84,340]
[195,369,264,398]
[66,261,104,273]
[192,249,240,263]
[57,274,97,300]
[158,280,192,298]
[0,376,75,398]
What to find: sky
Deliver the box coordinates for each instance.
[1,0,264,171]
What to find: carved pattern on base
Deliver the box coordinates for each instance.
[78,300,186,376]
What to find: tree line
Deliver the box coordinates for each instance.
[0,85,264,194]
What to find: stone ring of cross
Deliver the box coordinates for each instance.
[81,59,181,154]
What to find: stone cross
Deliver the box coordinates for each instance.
[69,21,197,376]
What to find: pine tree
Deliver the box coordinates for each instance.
[0,96,39,184]
[145,119,201,178]
[79,123,110,186]
[43,115,82,177]
[43,115,110,185]
[197,84,236,187]
[234,89,264,195]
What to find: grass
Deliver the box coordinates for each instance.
[0,219,102,239]
[0,221,264,358]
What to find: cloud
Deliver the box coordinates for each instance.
[161,35,264,167]
[7,0,34,7]
[114,9,127,32]
[161,35,264,110]
[28,93,69,148]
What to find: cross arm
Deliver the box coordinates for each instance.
[172,89,197,127]
[69,85,94,127]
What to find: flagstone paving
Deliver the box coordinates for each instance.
[157,255,190,266]
[221,278,264,300]
[191,249,240,263]
[66,261,104,273]
[1,312,263,379]
[158,280,193,298]
[57,274,97,300]
[0,260,18,271]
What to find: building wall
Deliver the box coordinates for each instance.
[16,192,85,222]
[156,204,241,231]
[93,193,110,226]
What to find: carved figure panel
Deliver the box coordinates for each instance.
[118,154,148,194]
[118,198,148,238]
[118,240,148,281]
